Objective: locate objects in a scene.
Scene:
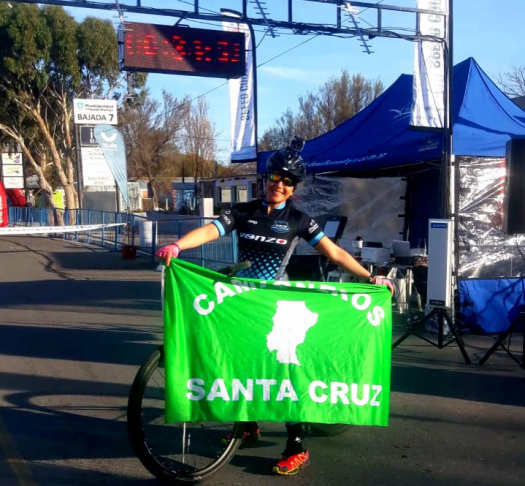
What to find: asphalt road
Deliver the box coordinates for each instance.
[0,235,523,486]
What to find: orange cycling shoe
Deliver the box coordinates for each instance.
[222,427,260,448]
[272,450,310,476]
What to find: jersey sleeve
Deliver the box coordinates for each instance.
[299,214,325,246]
[212,204,246,236]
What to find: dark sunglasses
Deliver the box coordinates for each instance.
[268,172,295,187]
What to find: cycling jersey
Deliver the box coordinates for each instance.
[213,199,325,280]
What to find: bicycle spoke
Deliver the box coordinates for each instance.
[129,347,242,482]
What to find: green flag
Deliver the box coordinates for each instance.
[164,259,392,426]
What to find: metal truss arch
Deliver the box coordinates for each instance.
[0,0,446,43]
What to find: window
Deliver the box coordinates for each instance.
[237,185,248,202]
[219,186,231,203]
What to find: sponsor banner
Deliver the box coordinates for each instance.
[222,11,257,162]
[73,99,118,125]
[3,165,23,177]
[94,125,128,204]
[2,152,25,188]
[410,0,447,128]
[164,259,392,425]
[0,223,125,235]
[3,177,24,189]
[81,146,115,187]
[2,153,22,165]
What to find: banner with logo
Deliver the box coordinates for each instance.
[73,99,118,125]
[94,125,128,204]
[2,152,24,189]
[410,0,447,128]
[222,10,257,162]
[164,259,392,425]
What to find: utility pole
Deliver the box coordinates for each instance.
[74,124,83,210]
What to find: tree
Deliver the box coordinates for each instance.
[121,92,222,210]
[259,71,384,150]
[119,91,185,209]
[497,65,525,98]
[217,161,257,176]
[0,4,143,214]
[180,97,219,202]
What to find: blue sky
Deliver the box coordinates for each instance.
[67,0,525,162]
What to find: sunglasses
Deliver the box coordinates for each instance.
[268,172,295,187]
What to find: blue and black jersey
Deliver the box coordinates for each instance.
[213,199,325,280]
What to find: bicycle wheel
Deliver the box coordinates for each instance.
[309,423,350,437]
[127,345,245,484]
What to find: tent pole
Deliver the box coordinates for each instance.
[444,0,459,319]
[442,0,453,221]
[439,0,454,315]
[450,0,460,286]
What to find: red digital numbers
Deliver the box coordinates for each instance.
[121,23,246,79]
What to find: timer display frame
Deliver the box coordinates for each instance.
[119,22,246,79]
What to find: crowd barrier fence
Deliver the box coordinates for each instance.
[7,207,237,269]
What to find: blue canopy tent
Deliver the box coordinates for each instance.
[258,57,525,249]
[257,58,525,335]
[257,57,525,175]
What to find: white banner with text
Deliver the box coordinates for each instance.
[410,0,447,129]
[222,12,257,162]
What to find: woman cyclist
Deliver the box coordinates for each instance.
[157,142,393,476]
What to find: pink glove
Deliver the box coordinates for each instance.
[156,243,181,265]
[370,276,394,296]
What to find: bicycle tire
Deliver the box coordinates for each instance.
[309,423,351,437]
[127,345,245,484]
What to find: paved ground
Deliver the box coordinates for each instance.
[0,235,523,486]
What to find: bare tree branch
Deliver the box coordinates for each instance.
[260,71,384,151]
[497,66,525,98]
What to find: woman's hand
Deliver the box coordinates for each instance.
[156,243,181,266]
[370,276,394,296]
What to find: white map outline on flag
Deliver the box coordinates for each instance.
[266,301,318,366]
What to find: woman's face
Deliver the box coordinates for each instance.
[266,173,295,205]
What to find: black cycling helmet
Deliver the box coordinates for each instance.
[266,148,306,184]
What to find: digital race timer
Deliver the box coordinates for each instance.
[119,23,246,79]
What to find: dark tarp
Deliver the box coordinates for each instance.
[257,57,525,175]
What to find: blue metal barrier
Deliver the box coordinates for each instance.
[7,207,236,268]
